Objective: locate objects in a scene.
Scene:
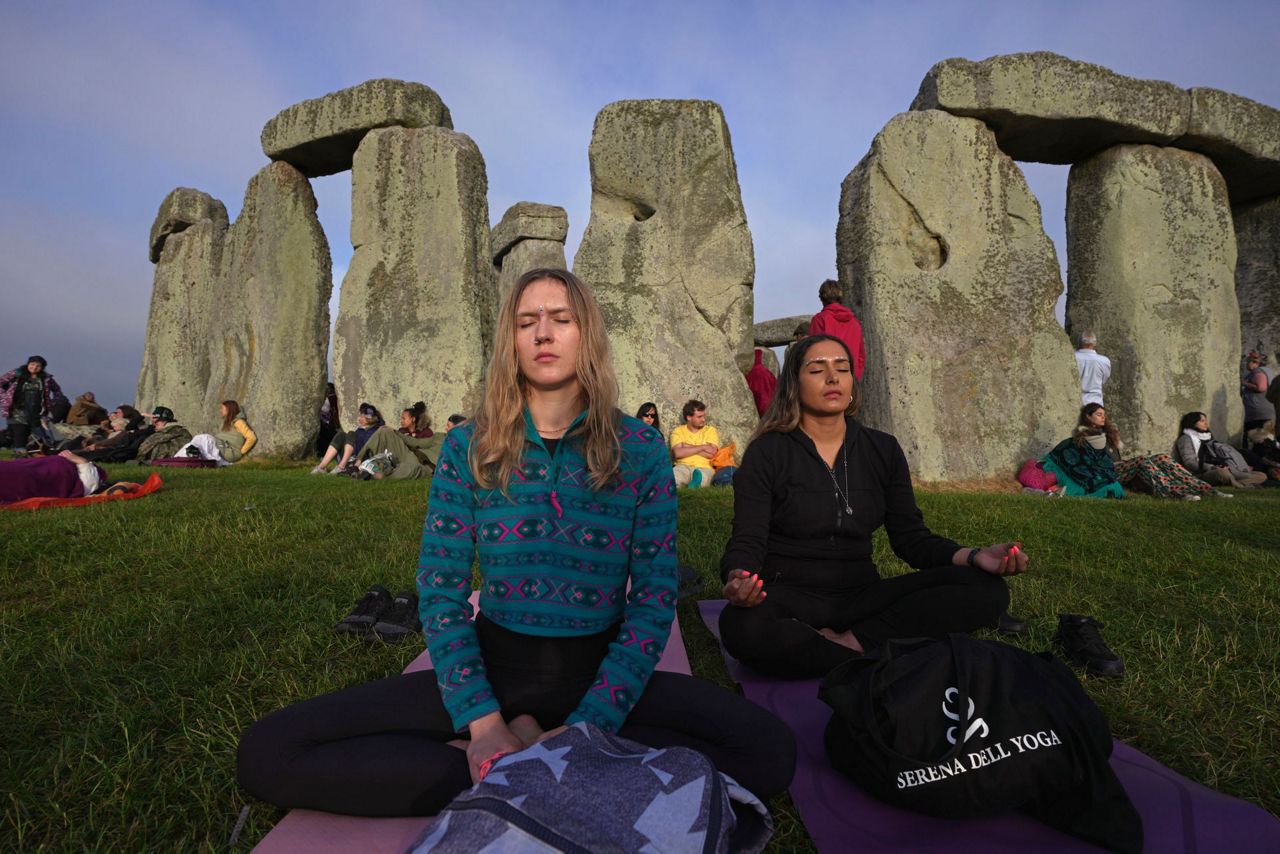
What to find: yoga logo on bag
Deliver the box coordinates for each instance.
[894,688,1067,791]
[942,687,989,745]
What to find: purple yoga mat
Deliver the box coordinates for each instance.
[698,599,1280,853]
[252,598,691,853]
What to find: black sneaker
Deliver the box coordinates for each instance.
[1054,614,1124,678]
[369,590,421,643]
[334,585,392,636]
[997,611,1029,636]
[676,563,703,600]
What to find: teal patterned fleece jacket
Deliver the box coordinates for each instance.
[416,409,678,733]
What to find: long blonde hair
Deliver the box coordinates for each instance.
[470,268,621,492]
[752,335,860,441]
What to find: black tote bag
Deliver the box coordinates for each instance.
[818,635,1142,853]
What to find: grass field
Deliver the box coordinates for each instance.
[2,460,1278,850]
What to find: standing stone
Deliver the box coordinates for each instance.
[573,99,757,446]
[1066,144,1242,448]
[261,79,453,177]
[1234,196,1280,359]
[333,126,494,429]
[203,161,332,456]
[911,52,1189,164]
[838,110,1078,481]
[492,202,569,301]
[137,189,228,424]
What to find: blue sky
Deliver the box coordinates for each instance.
[2,1,1277,411]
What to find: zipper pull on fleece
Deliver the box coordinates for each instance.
[550,489,563,518]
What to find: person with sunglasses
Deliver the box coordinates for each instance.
[634,402,662,436]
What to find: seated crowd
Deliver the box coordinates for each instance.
[6,279,1274,846]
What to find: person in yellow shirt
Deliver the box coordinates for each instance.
[214,400,257,462]
[177,400,258,464]
[670,399,720,488]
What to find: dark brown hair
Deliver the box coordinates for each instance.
[221,400,241,432]
[753,335,860,440]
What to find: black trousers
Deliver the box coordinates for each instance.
[719,566,1009,678]
[8,421,31,449]
[238,615,796,817]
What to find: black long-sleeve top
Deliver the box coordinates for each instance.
[719,418,961,589]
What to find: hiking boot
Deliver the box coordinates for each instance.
[1054,614,1124,678]
[334,585,392,636]
[369,590,421,643]
[997,612,1029,636]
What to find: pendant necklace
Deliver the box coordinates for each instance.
[824,444,853,517]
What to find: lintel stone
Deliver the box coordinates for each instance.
[261,78,452,177]
[753,315,813,347]
[1178,88,1280,204]
[910,52,1190,164]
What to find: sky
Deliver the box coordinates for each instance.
[2,0,1278,411]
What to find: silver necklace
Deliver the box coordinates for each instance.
[824,444,853,516]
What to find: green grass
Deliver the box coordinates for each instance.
[2,461,1278,850]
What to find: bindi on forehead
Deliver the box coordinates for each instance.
[516,304,573,319]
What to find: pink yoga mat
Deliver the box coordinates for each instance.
[252,598,691,853]
[697,599,1280,853]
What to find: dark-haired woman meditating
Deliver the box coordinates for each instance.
[718,335,1026,678]
[237,268,795,816]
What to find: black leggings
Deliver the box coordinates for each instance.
[719,566,1009,678]
[237,615,796,816]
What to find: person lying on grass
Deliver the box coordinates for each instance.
[0,450,138,504]
[717,334,1027,678]
[237,267,796,817]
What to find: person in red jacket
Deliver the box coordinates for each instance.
[745,349,777,416]
[808,279,865,380]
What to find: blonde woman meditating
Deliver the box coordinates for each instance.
[237,268,795,815]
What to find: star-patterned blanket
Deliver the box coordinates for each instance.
[408,722,771,853]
